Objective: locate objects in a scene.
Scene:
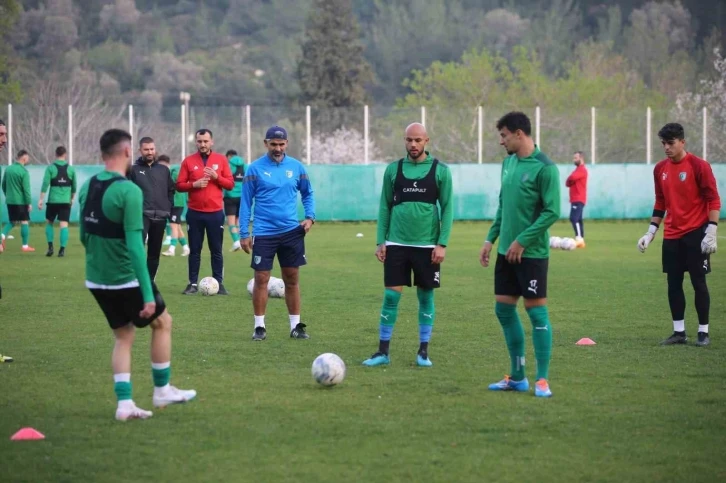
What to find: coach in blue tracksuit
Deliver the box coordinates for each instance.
[240,126,316,342]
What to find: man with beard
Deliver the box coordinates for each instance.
[566,151,588,247]
[239,126,315,341]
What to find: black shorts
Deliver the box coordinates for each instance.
[662,226,712,275]
[224,197,241,217]
[170,207,184,224]
[494,254,549,299]
[89,282,167,330]
[251,225,306,271]
[7,204,29,222]
[383,245,441,289]
[46,203,71,222]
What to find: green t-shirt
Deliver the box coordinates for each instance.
[1,163,32,205]
[78,170,154,303]
[41,160,77,204]
[376,153,454,247]
[170,165,187,208]
[486,146,561,259]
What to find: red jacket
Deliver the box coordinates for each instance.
[653,153,721,239]
[566,164,588,204]
[176,151,235,212]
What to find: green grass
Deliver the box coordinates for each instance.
[1,221,725,483]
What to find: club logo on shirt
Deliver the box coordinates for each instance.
[284,170,292,178]
[521,173,529,182]
[193,166,199,170]
[661,172,667,180]
[679,172,687,182]
[212,164,218,170]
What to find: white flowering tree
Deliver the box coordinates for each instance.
[307,127,382,164]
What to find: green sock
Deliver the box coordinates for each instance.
[20,224,29,245]
[495,302,526,381]
[165,224,172,237]
[152,362,171,387]
[114,381,132,401]
[417,287,434,346]
[179,237,187,246]
[45,223,54,243]
[60,227,69,248]
[2,223,13,236]
[171,238,178,247]
[526,306,552,381]
[378,288,401,353]
[228,226,240,242]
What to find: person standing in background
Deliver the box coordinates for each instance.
[224,149,245,252]
[566,151,588,248]
[1,149,34,252]
[39,146,76,257]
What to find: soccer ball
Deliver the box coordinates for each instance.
[268,277,285,298]
[246,278,255,296]
[561,238,577,251]
[311,353,346,387]
[199,276,219,296]
[549,236,562,249]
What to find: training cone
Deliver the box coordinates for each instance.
[576,338,596,346]
[10,428,45,441]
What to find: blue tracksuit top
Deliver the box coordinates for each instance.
[239,154,315,238]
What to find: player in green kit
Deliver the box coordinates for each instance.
[1,149,35,252]
[363,122,453,367]
[80,129,196,421]
[480,112,560,398]
[161,155,190,257]
[39,146,76,257]
[224,149,245,252]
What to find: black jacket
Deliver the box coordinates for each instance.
[127,157,175,219]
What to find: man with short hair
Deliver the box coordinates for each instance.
[127,137,175,280]
[363,122,453,368]
[566,150,588,248]
[176,129,235,295]
[161,156,190,257]
[0,119,13,362]
[224,149,245,252]
[39,146,76,257]
[240,126,315,340]
[1,149,34,252]
[480,111,560,398]
[637,123,720,347]
[79,128,196,421]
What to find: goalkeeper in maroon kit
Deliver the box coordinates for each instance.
[637,123,721,346]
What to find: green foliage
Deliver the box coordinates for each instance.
[0,0,23,104]
[298,0,373,108]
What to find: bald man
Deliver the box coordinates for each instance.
[363,123,454,368]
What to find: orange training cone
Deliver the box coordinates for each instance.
[10,428,45,441]
[576,338,596,345]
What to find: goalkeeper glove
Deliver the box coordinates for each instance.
[701,222,718,254]
[638,223,658,253]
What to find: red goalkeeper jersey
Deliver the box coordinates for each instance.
[653,153,721,239]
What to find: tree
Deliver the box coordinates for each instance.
[0,0,22,105]
[297,0,372,108]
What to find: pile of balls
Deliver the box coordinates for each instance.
[549,236,577,251]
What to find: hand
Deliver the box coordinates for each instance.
[300,219,313,233]
[701,224,718,254]
[375,244,386,263]
[203,167,218,180]
[38,200,44,210]
[139,302,156,319]
[193,178,209,189]
[431,245,446,264]
[505,240,525,264]
[241,237,252,254]
[27,204,32,213]
[480,241,493,267]
[638,225,658,253]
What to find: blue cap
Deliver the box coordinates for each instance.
[265,126,287,140]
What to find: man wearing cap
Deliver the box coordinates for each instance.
[239,126,316,341]
[176,128,235,295]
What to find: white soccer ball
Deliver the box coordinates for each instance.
[198,276,219,296]
[562,238,577,251]
[247,278,255,296]
[311,353,346,387]
[268,277,285,298]
[550,236,562,249]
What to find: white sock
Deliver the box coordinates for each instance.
[673,320,685,332]
[290,314,300,331]
[254,315,265,328]
[117,399,135,410]
[699,324,709,334]
[114,373,131,383]
[22,244,28,249]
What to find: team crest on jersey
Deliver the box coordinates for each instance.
[212,164,219,170]
[286,170,293,178]
[679,172,687,182]
[521,173,529,182]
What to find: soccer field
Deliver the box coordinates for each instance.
[1,221,725,483]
